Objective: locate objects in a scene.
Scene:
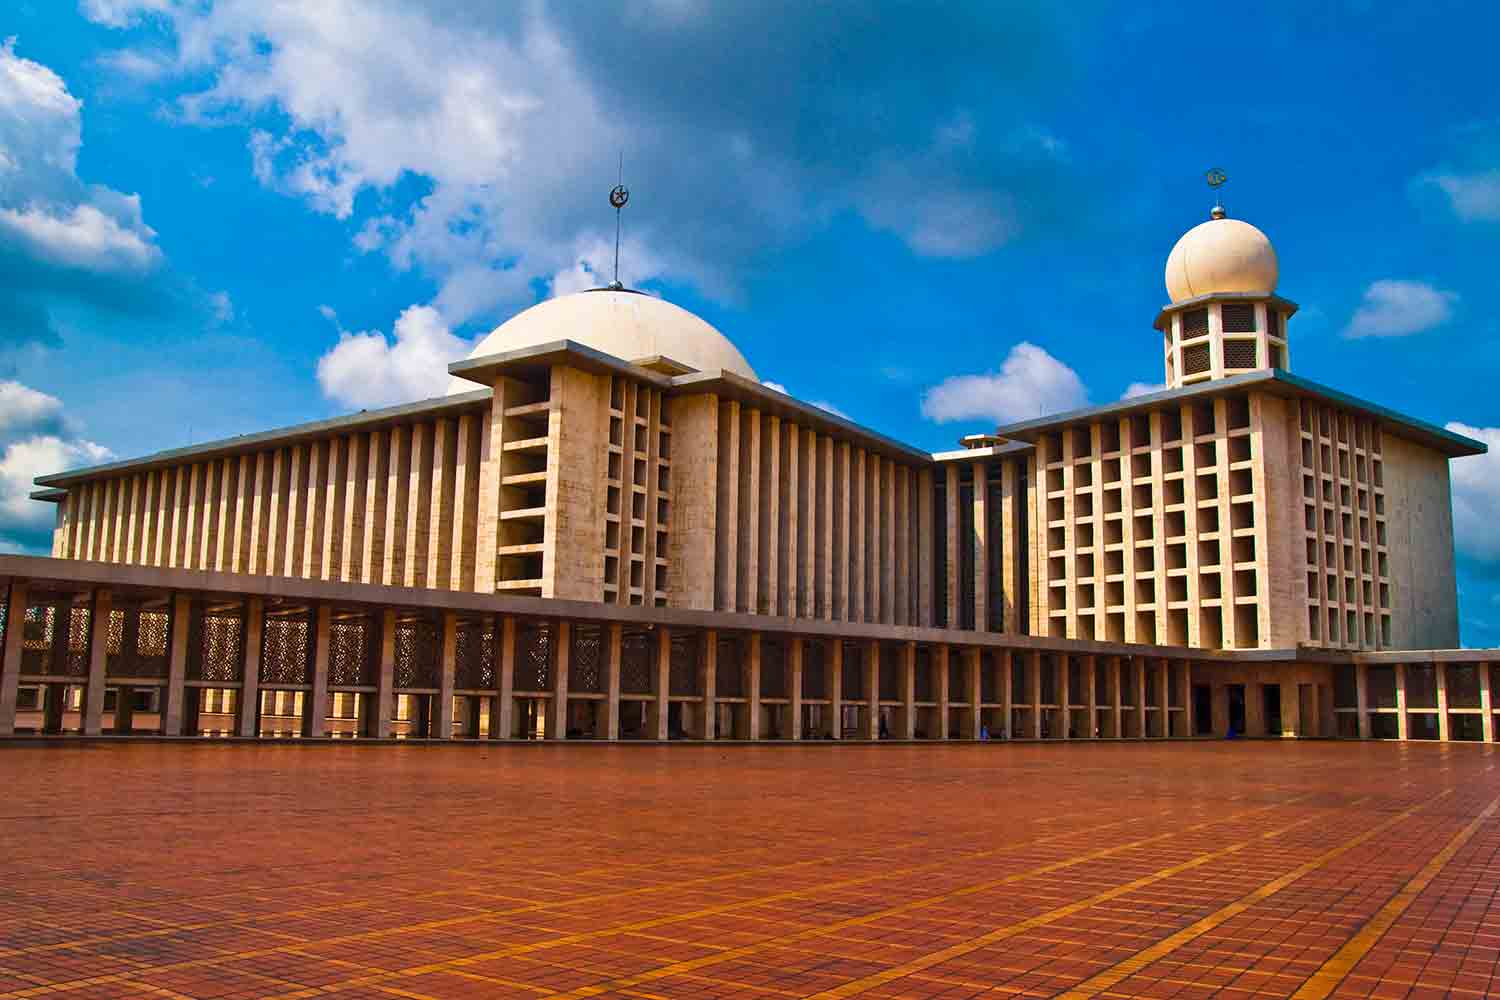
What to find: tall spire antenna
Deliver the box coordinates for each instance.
[609,153,629,290]
[1206,167,1227,219]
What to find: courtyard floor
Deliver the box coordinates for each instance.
[0,741,1496,1000]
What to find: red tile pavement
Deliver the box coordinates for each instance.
[0,741,1494,999]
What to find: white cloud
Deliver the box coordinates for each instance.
[1447,422,1500,565]
[1122,382,1166,400]
[809,399,850,419]
[1343,280,1456,339]
[78,0,172,27]
[921,342,1087,425]
[0,380,68,439]
[316,304,474,409]
[759,380,847,419]
[81,3,1074,324]
[0,201,158,271]
[0,380,110,553]
[0,38,161,274]
[97,47,173,81]
[1421,169,1500,222]
[0,37,82,191]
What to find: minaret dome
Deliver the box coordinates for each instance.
[1154,204,1295,389]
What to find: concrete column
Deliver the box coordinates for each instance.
[936,645,950,740]
[81,588,112,736]
[652,627,670,740]
[828,639,842,740]
[304,604,330,738]
[699,631,717,739]
[1436,663,1450,742]
[496,617,515,740]
[436,612,457,740]
[606,623,622,741]
[551,620,571,740]
[747,634,762,740]
[1355,663,1371,738]
[1182,660,1193,738]
[899,643,915,740]
[1028,650,1042,739]
[1280,679,1300,739]
[1245,678,1266,737]
[182,682,200,737]
[372,610,395,739]
[0,580,29,736]
[1000,650,1013,739]
[1111,656,1123,738]
[1211,683,1228,738]
[114,685,135,733]
[865,640,879,739]
[1480,662,1494,743]
[1058,656,1070,740]
[162,593,191,736]
[1158,659,1170,738]
[1135,659,1147,740]
[238,597,263,738]
[789,638,803,741]
[1395,663,1409,740]
[966,648,982,740]
[944,464,960,628]
[1085,655,1098,739]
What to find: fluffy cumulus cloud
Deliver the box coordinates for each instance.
[0,380,110,554]
[316,305,474,409]
[1447,422,1500,566]
[920,342,1087,425]
[0,37,165,351]
[82,0,1084,392]
[1343,280,1457,339]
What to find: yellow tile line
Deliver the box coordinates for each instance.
[261,799,1281,1000]
[794,801,1390,1000]
[0,829,937,962]
[1051,790,1456,1000]
[0,806,1174,1000]
[1289,793,1500,1000]
[515,799,1326,1000]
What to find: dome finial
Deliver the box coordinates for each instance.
[609,151,630,291]
[1206,166,1227,219]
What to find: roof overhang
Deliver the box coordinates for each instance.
[991,369,1486,459]
[1153,292,1300,331]
[32,390,493,489]
[448,339,675,389]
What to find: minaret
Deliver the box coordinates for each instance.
[1154,175,1295,389]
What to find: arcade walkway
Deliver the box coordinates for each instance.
[0,742,1495,999]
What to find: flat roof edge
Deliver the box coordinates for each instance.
[992,370,1485,458]
[33,389,493,488]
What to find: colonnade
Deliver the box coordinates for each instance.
[2,577,1492,743]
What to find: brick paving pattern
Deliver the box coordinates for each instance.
[0,742,1495,999]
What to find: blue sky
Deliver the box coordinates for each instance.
[3,1,1500,644]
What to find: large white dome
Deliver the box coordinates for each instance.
[1164,215,1279,303]
[448,289,756,393]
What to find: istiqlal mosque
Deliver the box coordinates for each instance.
[3,192,1492,746]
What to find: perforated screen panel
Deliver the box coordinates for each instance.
[1223,339,1258,369]
[1181,308,1209,339]
[1222,303,1256,333]
[1183,342,1211,375]
[1265,309,1281,337]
